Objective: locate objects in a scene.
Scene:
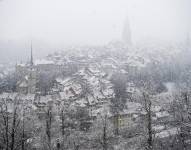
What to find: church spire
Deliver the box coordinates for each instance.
[30,41,33,66]
[122,14,132,46]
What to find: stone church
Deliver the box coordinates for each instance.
[16,44,37,94]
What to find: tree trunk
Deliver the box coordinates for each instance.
[10,107,17,150]
[103,115,107,150]
[61,109,65,137]
[147,102,152,150]
[103,125,107,150]
[46,107,52,150]
[5,106,9,150]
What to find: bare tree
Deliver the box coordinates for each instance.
[0,98,10,150]
[45,105,53,150]
[0,96,33,150]
[143,92,153,150]
[60,108,66,138]
[100,114,108,150]
[91,110,114,150]
[59,106,69,150]
[170,91,191,150]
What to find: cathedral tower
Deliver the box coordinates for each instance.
[122,15,132,46]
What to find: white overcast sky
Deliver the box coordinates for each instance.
[0,0,190,62]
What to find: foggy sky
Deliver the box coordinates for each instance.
[0,0,190,62]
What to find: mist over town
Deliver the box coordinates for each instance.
[0,0,191,150]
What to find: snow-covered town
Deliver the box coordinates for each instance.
[0,0,191,150]
[1,40,191,149]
